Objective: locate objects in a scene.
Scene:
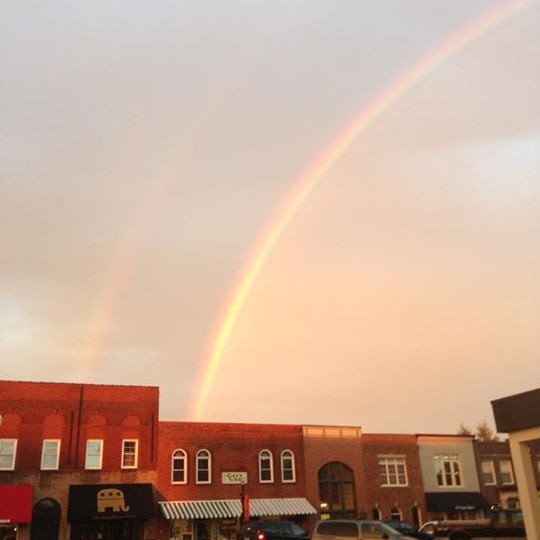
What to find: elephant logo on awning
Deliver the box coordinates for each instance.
[96,488,130,513]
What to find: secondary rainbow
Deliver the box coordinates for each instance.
[189,0,537,420]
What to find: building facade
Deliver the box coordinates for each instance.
[156,421,315,540]
[0,380,163,540]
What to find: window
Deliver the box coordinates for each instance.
[121,439,138,469]
[259,449,274,483]
[390,506,402,520]
[0,439,17,470]
[378,456,408,486]
[318,462,357,519]
[196,449,211,484]
[500,460,514,485]
[434,454,462,487]
[372,507,382,520]
[172,449,187,484]
[481,460,495,485]
[85,439,103,470]
[281,450,295,483]
[41,440,60,470]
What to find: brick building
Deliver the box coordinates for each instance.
[156,421,315,540]
[0,380,163,540]
[361,434,426,527]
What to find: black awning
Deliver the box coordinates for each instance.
[68,483,155,521]
[425,492,490,512]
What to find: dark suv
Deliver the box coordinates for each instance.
[237,521,310,540]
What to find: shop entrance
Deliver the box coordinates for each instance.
[70,520,139,540]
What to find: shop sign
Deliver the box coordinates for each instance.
[0,484,33,523]
[68,483,155,522]
[221,472,248,484]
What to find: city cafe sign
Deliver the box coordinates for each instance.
[221,472,248,485]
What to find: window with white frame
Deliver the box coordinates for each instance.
[196,449,211,484]
[0,439,17,470]
[434,454,462,487]
[41,439,61,470]
[481,460,496,485]
[281,450,296,483]
[259,449,274,483]
[121,439,138,469]
[378,456,408,486]
[85,439,103,470]
[390,507,402,520]
[172,449,187,484]
[499,460,514,485]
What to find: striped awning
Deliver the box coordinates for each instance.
[159,498,317,520]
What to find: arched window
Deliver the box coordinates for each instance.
[172,449,187,484]
[372,507,382,520]
[390,506,402,520]
[281,450,296,483]
[318,462,357,519]
[196,449,211,484]
[259,449,274,483]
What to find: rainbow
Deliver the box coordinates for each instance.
[189,0,537,420]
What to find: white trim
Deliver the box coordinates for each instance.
[121,438,138,469]
[172,448,188,484]
[259,449,274,483]
[41,439,61,470]
[85,439,103,470]
[0,438,17,470]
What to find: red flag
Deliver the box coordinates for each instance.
[242,490,250,523]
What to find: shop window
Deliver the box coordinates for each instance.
[172,449,188,484]
[259,449,274,483]
[85,439,103,470]
[41,440,60,470]
[281,449,295,483]
[121,439,138,469]
[318,462,357,519]
[196,449,211,484]
[0,439,17,470]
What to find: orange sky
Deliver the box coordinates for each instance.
[1,0,539,433]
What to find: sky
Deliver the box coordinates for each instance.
[1,0,539,435]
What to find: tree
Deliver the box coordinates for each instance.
[457,420,500,441]
[475,420,500,442]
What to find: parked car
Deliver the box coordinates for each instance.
[416,522,437,538]
[383,521,431,540]
[237,521,310,540]
[311,519,416,540]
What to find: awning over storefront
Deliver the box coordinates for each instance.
[68,483,156,521]
[425,492,490,512]
[0,484,33,523]
[159,497,317,520]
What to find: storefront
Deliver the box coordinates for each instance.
[0,484,33,540]
[67,483,156,540]
[158,498,317,540]
[425,491,490,520]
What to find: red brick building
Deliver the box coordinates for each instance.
[0,380,162,540]
[361,434,426,527]
[156,421,316,540]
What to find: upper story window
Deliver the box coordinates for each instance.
[434,454,462,487]
[378,456,408,486]
[481,460,496,485]
[499,460,515,485]
[259,449,274,483]
[196,449,211,484]
[41,439,61,470]
[172,449,188,484]
[281,450,296,483]
[0,439,17,470]
[85,439,103,470]
[121,439,138,469]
